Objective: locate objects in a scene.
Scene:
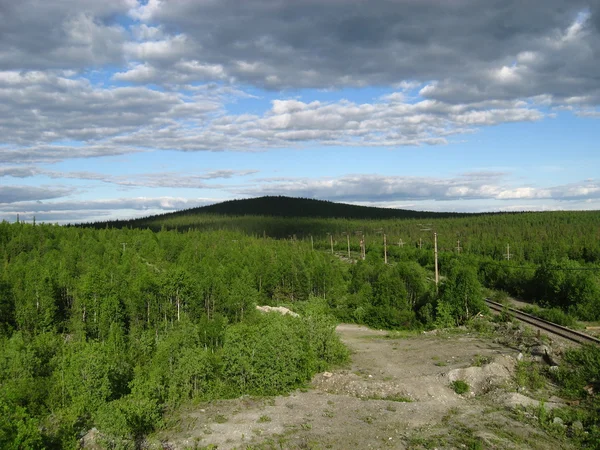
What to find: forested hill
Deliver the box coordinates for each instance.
[172,196,465,219]
[90,196,468,230]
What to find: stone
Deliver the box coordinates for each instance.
[530,345,551,357]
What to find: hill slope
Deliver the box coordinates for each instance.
[106,196,467,227]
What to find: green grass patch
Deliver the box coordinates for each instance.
[451,380,470,395]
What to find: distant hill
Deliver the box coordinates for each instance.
[113,196,468,226]
[193,196,469,219]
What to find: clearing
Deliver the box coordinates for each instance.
[158,323,575,449]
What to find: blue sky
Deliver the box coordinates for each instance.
[1,0,599,223]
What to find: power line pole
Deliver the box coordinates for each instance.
[360,235,366,260]
[398,238,405,248]
[434,233,439,291]
[330,234,334,255]
[347,233,351,259]
[310,235,314,251]
[505,243,511,261]
[384,234,388,264]
[456,240,461,254]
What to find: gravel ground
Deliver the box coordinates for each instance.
[157,323,575,450]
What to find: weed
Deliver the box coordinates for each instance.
[258,415,272,423]
[515,361,546,391]
[473,354,491,367]
[451,380,470,395]
[300,422,312,430]
[363,393,412,402]
[434,361,447,367]
[214,414,228,423]
[361,416,374,424]
[385,404,396,412]
[323,409,334,418]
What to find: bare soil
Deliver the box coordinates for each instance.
[157,324,575,450]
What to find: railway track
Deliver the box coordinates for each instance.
[485,299,600,346]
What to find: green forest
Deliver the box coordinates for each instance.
[2,198,600,448]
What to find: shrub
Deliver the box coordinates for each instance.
[451,380,469,395]
[222,313,347,396]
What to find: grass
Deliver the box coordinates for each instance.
[473,354,491,367]
[451,380,470,395]
[515,361,546,391]
[214,414,228,424]
[258,415,272,423]
[363,393,412,402]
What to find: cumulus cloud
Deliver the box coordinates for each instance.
[0,197,219,224]
[110,97,543,151]
[0,166,259,189]
[0,0,134,70]
[0,185,73,204]
[122,0,599,109]
[239,173,600,203]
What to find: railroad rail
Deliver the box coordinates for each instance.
[485,299,600,346]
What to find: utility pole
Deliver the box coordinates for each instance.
[330,234,334,255]
[505,243,511,261]
[121,242,127,253]
[360,235,366,260]
[398,238,405,248]
[347,233,351,259]
[384,234,388,264]
[434,233,439,290]
[310,235,314,251]
[456,240,461,254]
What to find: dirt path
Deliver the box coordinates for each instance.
[159,324,573,449]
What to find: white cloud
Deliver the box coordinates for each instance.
[239,173,600,203]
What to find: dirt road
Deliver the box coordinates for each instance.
[160,324,573,449]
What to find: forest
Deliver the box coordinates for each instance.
[2,197,600,448]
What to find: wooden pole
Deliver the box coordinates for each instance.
[434,232,439,290]
[456,240,461,254]
[330,234,334,255]
[347,233,351,259]
[505,243,510,261]
[311,235,314,251]
[384,234,387,264]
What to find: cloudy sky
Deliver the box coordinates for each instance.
[1,0,599,223]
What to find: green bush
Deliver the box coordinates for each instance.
[521,306,576,327]
[95,395,161,446]
[451,380,469,395]
[0,397,43,450]
[222,313,347,396]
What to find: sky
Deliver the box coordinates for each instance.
[1,0,599,224]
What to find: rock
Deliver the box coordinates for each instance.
[256,305,299,317]
[549,365,559,372]
[572,421,584,432]
[530,345,551,357]
[553,417,564,426]
[323,372,333,378]
[517,353,523,361]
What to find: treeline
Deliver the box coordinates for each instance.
[87,202,600,265]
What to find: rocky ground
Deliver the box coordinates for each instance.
[156,321,577,449]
